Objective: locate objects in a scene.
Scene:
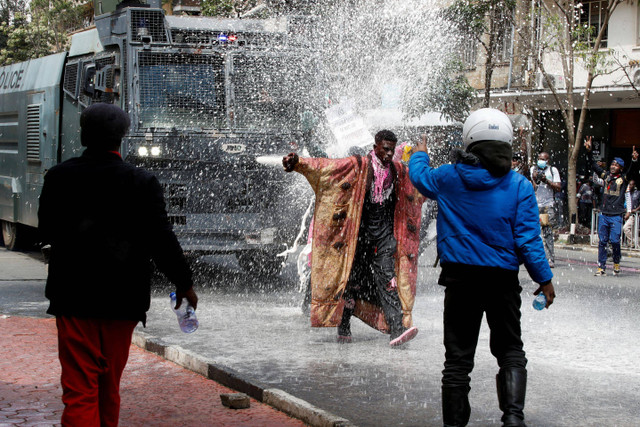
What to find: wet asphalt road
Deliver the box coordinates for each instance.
[2,246,640,426]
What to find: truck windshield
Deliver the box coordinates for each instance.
[138,52,226,129]
[232,53,316,130]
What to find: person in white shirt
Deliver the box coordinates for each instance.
[624,180,639,247]
[531,152,562,268]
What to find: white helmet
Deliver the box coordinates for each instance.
[462,108,513,150]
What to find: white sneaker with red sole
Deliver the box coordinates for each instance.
[390,326,419,347]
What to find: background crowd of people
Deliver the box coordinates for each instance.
[512,142,640,256]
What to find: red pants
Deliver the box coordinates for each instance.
[56,316,138,427]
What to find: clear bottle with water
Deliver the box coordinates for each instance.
[170,292,199,333]
[532,293,547,311]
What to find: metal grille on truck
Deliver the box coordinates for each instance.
[131,10,167,43]
[143,158,281,214]
[137,52,225,128]
[26,104,41,162]
[95,55,117,103]
[63,62,79,99]
[169,30,285,49]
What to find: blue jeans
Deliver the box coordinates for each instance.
[598,214,623,268]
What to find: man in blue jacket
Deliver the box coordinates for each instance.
[409,108,555,427]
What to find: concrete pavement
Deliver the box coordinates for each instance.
[0,315,309,426]
[138,245,640,426]
[1,245,640,426]
[0,249,345,426]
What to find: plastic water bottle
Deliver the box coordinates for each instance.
[532,293,547,311]
[170,292,199,333]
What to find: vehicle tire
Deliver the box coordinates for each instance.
[2,221,18,251]
[237,250,283,277]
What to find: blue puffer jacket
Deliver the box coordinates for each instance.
[409,151,552,285]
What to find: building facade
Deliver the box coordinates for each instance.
[463,0,640,179]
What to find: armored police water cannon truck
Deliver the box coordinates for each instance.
[0,0,320,277]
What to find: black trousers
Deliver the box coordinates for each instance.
[439,264,527,387]
[578,202,593,228]
[343,232,403,334]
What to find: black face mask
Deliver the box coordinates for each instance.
[468,141,513,177]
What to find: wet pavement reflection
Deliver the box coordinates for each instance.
[142,246,640,426]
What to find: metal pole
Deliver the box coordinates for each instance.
[507,8,516,90]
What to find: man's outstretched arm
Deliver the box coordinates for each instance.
[408,135,439,199]
[624,145,639,180]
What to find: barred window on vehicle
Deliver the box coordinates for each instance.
[138,52,225,129]
[231,53,317,130]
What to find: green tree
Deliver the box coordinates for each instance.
[0,0,84,65]
[0,0,28,50]
[402,58,475,124]
[0,12,55,65]
[0,0,27,23]
[30,0,85,53]
[201,0,258,17]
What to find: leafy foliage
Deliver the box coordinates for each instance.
[0,13,55,65]
[402,58,475,124]
[201,0,258,17]
[444,0,516,54]
[0,0,27,51]
[0,0,85,66]
[31,0,86,52]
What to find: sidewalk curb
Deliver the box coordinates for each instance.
[132,331,354,427]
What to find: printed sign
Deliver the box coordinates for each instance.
[591,138,605,161]
[0,66,26,92]
[324,99,373,158]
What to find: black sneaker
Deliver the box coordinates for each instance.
[337,325,352,344]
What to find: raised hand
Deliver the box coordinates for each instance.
[413,134,428,154]
[584,136,593,152]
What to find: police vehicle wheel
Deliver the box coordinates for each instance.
[237,251,283,277]
[1,221,18,251]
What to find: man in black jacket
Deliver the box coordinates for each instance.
[39,103,198,426]
[584,136,639,276]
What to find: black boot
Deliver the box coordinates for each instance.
[496,368,527,427]
[442,385,470,427]
[337,304,353,343]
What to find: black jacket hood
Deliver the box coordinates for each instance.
[451,140,513,177]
